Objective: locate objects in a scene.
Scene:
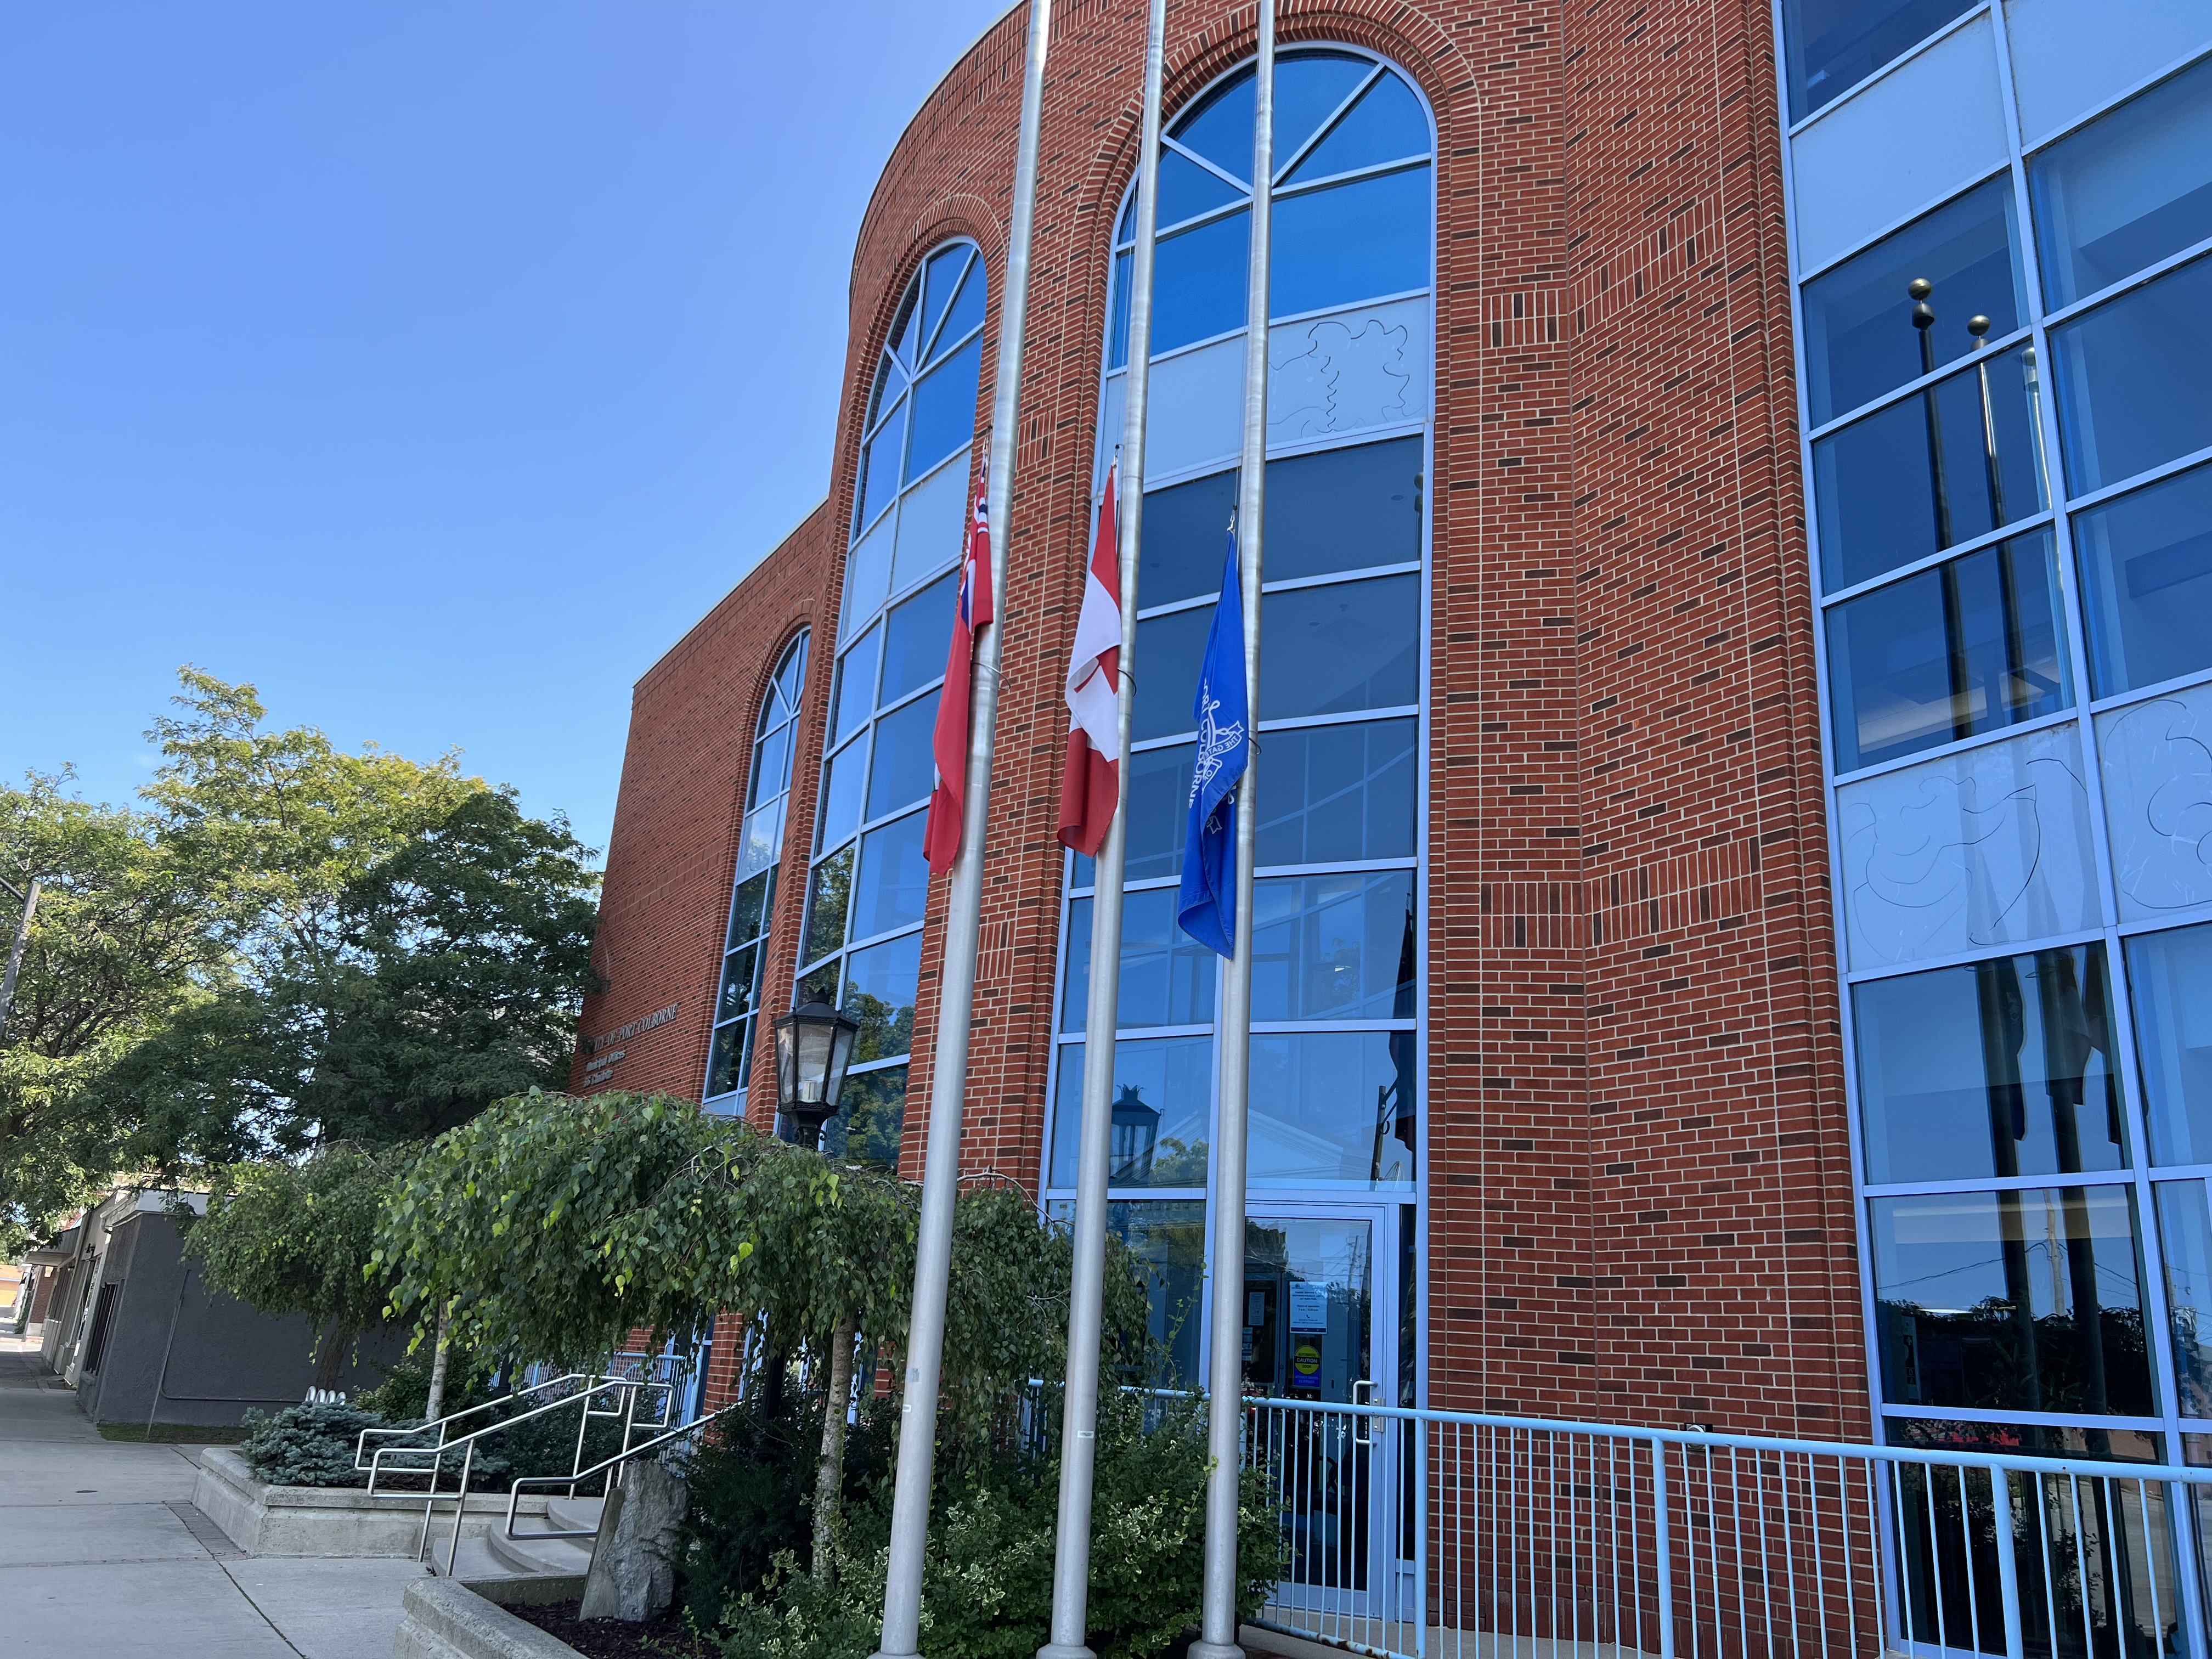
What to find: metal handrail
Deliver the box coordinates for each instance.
[503,1395,747,1544]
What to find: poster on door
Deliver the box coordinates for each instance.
[1288,1281,1329,1331]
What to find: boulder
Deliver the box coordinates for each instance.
[577,1459,686,1622]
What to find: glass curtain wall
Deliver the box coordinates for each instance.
[798,241,986,1165]
[1044,48,1434,1390]
[704,634,809,1112]
[1787,3,2212,1643]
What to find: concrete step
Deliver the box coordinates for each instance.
[486,1521,595,1579]
[544,1496,603,1536]
[444,1534,585,1608]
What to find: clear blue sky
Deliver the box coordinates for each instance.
[1,2,1011,857]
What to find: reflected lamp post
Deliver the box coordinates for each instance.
[772,1000,860,1152]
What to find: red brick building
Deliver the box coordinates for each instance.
[579,0,2212,1532]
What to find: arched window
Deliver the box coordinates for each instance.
[1050,49,1434,1396]
[796,241,988,1162]
[704,631,808,1108]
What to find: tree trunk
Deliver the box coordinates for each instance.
[811,1315,856,1582]
[422,1302,453,1422]
[313,1319,353,1391]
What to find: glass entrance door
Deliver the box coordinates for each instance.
[1240,1207,1397,1619]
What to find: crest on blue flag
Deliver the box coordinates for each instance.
[1177,515,1250,958]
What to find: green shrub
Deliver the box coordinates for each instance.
[352,1346,499,1424]
[239,1400,390,1487]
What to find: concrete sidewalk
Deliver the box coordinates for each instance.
[1,1331,430,1657]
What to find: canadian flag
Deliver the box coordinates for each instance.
[1057,465,1122,856]
[923,461,995,874]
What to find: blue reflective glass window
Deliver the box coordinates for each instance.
[748,722,791,811]
[2153,1180,2212,1417]
[1271,53,1372,168]
[1172,70,1256,184]
[844,932,922,1063]
[1260,575,1420,720]
[1076,744,1196,889]
[802,846,853,965]
[1061,888,1217,1033]
[1824,529,2070,772]
[879,569,957,706]
[892,283,924,368]
[1157,147,1244,229]
[715,943,761,1026]
[933,262,984,361]
[1109,249,1134,371]
[1813,341,2049,592]
[1870,1187,2153,1416]
[1272,166,1430,319]
[2052,253,2212,497]
[1853,944,2125,1185]
[866,351,904,429]
[726,867,774,953]
[1050,1037,1215,1189]
[832,625,880,747]
[851,810,929,943]
[865,689,940,821]
[1137,469,1238,608]
[919,247,970,358]
[705,1017,751,1101]
[1152,210,1250,354]
[906,335,983,484]
[2033,55,2212,310]
[2128,921,2212,1166]
[1132,606,1217,740]
[1249,1030,1414,1189]
[2074,461,2212,697]
[1799,179,2022,427]
[1256,718,1417,866]
[1252,869,1415,1022]
[857,400,906,531]
[816,735,867,855]
[1283,71,1428,184]
[1780,0,1976,120]
[1266,437,1422,582]
[822,1064,904,1168]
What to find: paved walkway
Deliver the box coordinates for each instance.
[0,1330,430,1657]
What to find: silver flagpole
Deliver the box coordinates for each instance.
[873,3,1052,1657]
[1037,0,1165,1655]
[1192,3,1270,1657]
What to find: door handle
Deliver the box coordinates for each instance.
[1352,1379,1375,1444]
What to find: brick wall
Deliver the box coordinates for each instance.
[587,0,1868,1440]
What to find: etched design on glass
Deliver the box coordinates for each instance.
[2098,681,2212,918]
[1268,298,1428,443]
[1838,723,2101,970]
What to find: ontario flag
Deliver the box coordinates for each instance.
[923,461,995,874]
[1057,465,1123,856]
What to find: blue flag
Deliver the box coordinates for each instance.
[1177,515,1250,958]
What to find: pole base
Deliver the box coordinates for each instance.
[1036,1645,1098,1659]
[1187,1644,1245,1659]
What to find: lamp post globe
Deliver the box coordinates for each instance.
[773,999,861,1150]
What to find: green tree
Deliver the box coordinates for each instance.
[180,1143,414,1388]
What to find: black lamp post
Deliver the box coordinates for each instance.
[772,1000,861,1150]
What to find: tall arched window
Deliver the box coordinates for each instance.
[1050,50,1434,1437]
[704,632,808,1109]
[798,241,988,1163]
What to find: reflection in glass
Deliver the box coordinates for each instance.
[2052,253,2212,497]
[918,246,970,357]
[749,725,791,812]
[1824,529,2069,772]
[1103,1199,1208,1386]
[831,626,879,747]
[1050,1037,1214,1189]
[1813,341,2050,594]
[802,848,853,966]
[1243,1216,1373,1403]
[715,944,761,1025]
[726,867,774,955]
[1152,210,1250,355]
[1253,870,1415,1022]
[1271,53,1372,171]
[2096,682,2212,920]
[2153,1181,2212,1418]
[1075,746,1195,889]
[1249,1030,1415,1189]
[1272,167,1430,321]
[821,1065,904,1169]
[843,933,921,1064]
[1871,1187,2152,1416]
[1061,888,1217,1033]
[865,690,939,821]
[851,811,929,943]
[1798,176,2022,424]
[1779,0,1976,119]
[1853,944,2125,1184]
[1257,719,1418,867]
[905,336,984,485]
[1132,607,1218,741]
[1109,247,1134,371]
[1156,146,1243,228]
[1172,71,1257,184]
[1259,575,1419,719]
[1266,438,1421,583]
[816,736,867,855]
[1284,71,1427,183]
[2126,922,2212,1165]
[2073,460,2212,696]
[2032,54,2212,310]
[879,569,957,706]
[1137,469,1239,608]
[858,400,906,532]
[843,514,895,633]
[704,1017,750,1104]
[934,263,984,360]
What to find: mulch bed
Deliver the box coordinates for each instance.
[503,1599,718,1658]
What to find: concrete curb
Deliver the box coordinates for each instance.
[392,1578,583,1658]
